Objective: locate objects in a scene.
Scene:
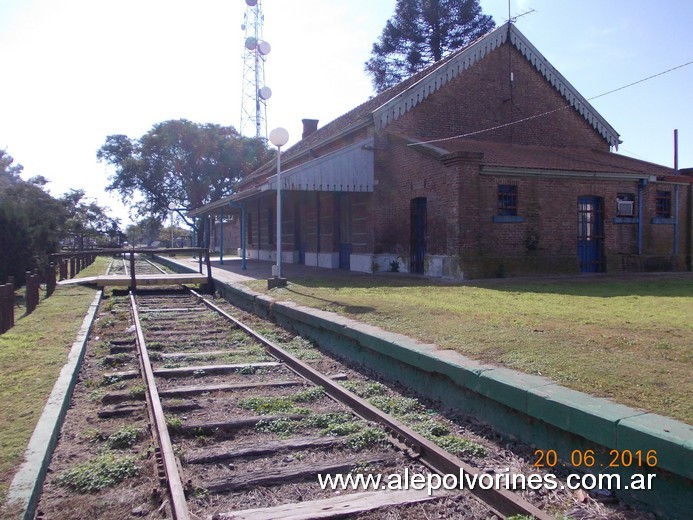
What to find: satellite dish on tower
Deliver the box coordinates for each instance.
[245,37,257,50]
[245,0,258,6]
[257,41,271,55]
[259,86,272,100]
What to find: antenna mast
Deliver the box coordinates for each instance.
[240,0,272,139]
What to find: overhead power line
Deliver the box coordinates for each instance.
[588,60,693,101]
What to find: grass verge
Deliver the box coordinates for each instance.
[246,274,692,424]
[0,256,110,503]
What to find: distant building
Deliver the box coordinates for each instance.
[190,22,691,278]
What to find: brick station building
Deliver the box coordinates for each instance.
[191,22,692,279]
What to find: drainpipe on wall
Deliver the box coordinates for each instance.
[673,129,679,258]
[674,185,679,257]
[219,207,224,265]
[638,179,646,255]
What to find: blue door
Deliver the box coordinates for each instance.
[339,243,352,270]
[577,196,604,273]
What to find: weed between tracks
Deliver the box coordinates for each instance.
[55,452,140,493]
[254,412,388,451]
[340,380,486,458]
[238,386,325,415]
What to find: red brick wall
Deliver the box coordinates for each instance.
[374,133,462,258]
[374,137,690,277]
[387,44,610,151]
[456,169,689,277]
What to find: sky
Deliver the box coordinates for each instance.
[1,0,692,227]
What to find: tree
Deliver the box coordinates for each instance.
[59,189,120,251]
[125,217,163,247]
[97,119,274,222]
[0,149,24,193]
[365,0,495,92]
[0,151,65,282]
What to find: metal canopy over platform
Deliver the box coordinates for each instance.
[264,137,375,194]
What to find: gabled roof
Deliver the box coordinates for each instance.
[279,21,620,165]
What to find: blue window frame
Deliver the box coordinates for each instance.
[656,191,671,219]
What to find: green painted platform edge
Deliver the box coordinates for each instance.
[526,384,647,450]
[617,413,693,481]
[4,290,102,520]
[161,258,693,482]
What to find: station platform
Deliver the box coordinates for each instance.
[156,254,387,287]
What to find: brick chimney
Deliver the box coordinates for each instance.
[302,119,319,139]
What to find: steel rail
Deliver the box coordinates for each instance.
[130,293,191,520]
[141,257,168,274]
[191,290,552,520]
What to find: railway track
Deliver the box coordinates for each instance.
[34,258,566,519]
[106,254,170,277]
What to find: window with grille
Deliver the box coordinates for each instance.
[497,185,518,216]
[656,191,672,218]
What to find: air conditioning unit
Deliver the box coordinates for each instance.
[617,200,635,217]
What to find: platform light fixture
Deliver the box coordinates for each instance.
[269,127,289,284]
[167,202,176,248]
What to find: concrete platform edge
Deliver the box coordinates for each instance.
[5,290,102,520]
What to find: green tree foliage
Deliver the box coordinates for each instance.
[365,0,495,92]
[0,151,66,283]
[125,217,163,247]
[59,189,121,251]
[97,119,274,220]
[0,150,121,284]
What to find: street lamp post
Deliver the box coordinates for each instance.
[268,127,289,288]
[168,202,175,248]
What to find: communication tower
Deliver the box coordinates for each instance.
[240,0,272,139]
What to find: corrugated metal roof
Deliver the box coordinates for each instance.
[264,138,374,193]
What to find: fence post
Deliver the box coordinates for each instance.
[26,271,39,315]
[9,281,15,329]
[46,262,56,297]
[0,285,8,333]
[25,272,31,314]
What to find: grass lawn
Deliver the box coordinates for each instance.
[246,273,692,425]
[0,256,110,504]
